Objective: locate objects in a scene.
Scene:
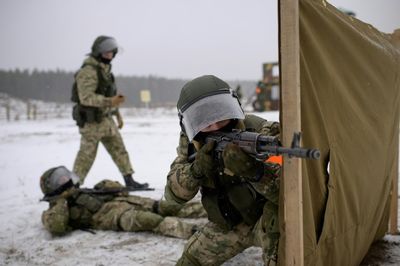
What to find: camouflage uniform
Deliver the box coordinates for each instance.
[165,114,281,265]
[72,56,133,183]
[42,180,206,238]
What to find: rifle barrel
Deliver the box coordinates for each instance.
[263,146,320,159]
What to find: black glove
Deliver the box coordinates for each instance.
[190,141,217,179]
[222,143,264,181]
[268,122,281,136]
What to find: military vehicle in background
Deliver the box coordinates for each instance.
[251,62,280,112]
[250,8,354,113]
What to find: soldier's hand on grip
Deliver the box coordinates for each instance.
[190,140,217,179]
[111,94,125,107]
[222,143,264,181]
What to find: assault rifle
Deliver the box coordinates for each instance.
[189,130,320,161]
[41,186,155,202]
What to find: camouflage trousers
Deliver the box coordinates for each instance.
[73,117,133,183]
[92,198,205,239]
[176,201,279,266]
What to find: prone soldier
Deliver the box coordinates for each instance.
[40,166,206,239]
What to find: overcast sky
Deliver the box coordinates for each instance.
[0,0,399,80]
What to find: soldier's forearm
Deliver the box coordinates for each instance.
[41,199,70,235]
[79,93,112,108]
[167,163,200,202]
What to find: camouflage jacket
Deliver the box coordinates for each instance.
[165,114,281,228]
[75,56,116,113]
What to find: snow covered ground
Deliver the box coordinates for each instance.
[0,108,398,265]
[0,109,276,266]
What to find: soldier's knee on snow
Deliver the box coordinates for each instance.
[155,217,196,239]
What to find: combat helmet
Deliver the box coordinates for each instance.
[90,36,118,57]
[177,75,244,141]
[40,166,80,196]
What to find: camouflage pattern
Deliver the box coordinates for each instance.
[72,56,133,183]
[222,142,265,179]
[177,222,253,266]
[177,217,279,266]
[75,57,113,108]
[256,201,280,264]
[73,116,133,182]
[166,114,281,265]
[41,198,71,236]
[41,180,206,239]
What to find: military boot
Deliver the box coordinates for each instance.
[123,174,149,189]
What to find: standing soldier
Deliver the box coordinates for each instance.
[71,35,148,189]
[40,166,206,238]
[253,80,268,112]
[164,75,281,265]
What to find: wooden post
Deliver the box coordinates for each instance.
[6,101,10,121]
[389,128,399,234]
[32,104,37,120]
[27,100,31,120]
[279,0,304,265]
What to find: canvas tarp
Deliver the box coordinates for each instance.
[278,0,400,265]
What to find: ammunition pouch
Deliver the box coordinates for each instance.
[104,83,117,97]
[75,193,104,213]
[71,81,80,103]
[201,182,266,230]
[227,183,266,226]
[72,104,103,128]
[201,187,242,230]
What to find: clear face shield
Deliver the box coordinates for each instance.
[98,38,119,54]
[179,90,245,141]
[48,166,80,193]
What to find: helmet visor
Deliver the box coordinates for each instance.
[180,92,244,141]
[48,166,80,192]
[98,38,118,54]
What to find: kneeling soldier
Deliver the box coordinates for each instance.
[165,75,281,265]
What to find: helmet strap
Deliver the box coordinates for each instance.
[229,88,244,114]
[178,112,186,134]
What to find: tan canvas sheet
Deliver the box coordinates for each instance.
[278,0,400,265]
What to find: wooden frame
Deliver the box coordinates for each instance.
[389,131,399,234]
[278,1,399,265]
[279,0,304,265]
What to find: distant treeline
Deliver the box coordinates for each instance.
[0,69,257,107]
